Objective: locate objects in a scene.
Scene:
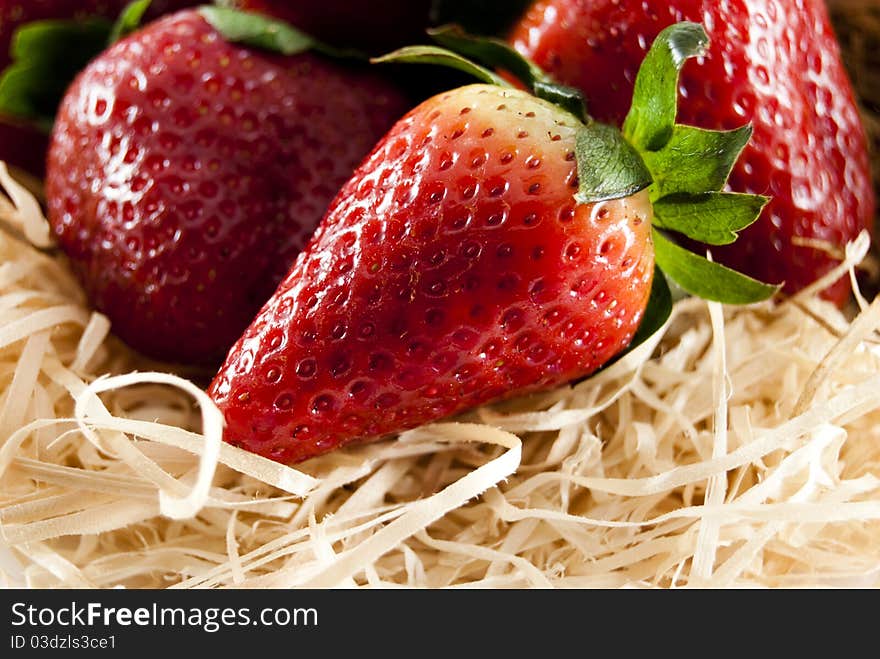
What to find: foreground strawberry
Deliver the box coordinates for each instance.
[509,0,874,305]
[209,24,776,464]
[46,8,410,365]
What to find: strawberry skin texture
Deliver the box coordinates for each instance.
[229,0,433,53]
[46,10,409,365]
[0,1,198,176]
[209,84,655,464]
[511,0,874,305]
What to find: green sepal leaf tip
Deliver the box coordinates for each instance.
[623,21,708,152]
[0,0,153,128]
[372,45,511,88]
[109,0,152,43]
[531,79,588,122]
[575,121,652,203]
[198,6,363,60]
[652,229,779,304]
[0,18,113,128]
[427,25,588,121]
[653,192,769,245]
[640,124,753,199]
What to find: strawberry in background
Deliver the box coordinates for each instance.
[46,8,411,365]
[0,0,198,176]
[510,0,875,305]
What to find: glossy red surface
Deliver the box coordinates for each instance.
[210,85,655,464]
[511,0,874,305]
[46,10,409,364]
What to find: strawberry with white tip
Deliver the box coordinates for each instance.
[210,23,777,464]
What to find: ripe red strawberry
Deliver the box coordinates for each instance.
[46,9,410,365]
[209,84,655,463]
[208,23,777,464]
[509,0,874,306]
[0,1,197,176]
[227,0,433,53]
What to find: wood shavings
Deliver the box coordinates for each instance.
[0,169,878,589]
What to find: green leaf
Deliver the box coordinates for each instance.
[429,25,540,85]
[379,24,588,119]
[623,21,708,152]
[640,124,752,198]
[428,24,587,120]
[109,0,152,43]
[198,6,315,55]
[532,80,588,121]
[653,192,769,245]
[575,121,652,204]
[652,229,779,304]
[0,18,112,126]
[198,6,361,59]
[372,45,512,87]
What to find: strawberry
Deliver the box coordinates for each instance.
[211,84,654,463]
[208,24,777,464]
[509,0,875,306]
[226,0,433,53]
[0,1,198,175]
[46,8,410,365]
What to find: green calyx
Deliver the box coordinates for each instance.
[608,22,778,309]
[0,1,358,130]
[377,21,779,321]
[0,0,154,129]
